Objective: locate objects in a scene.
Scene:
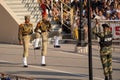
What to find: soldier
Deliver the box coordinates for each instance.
[34,13,51,66]
[48,30,61,48]
[18,15,33,67]
[93,23,113,80]
[54,35,61,48]
[33,32,41,50]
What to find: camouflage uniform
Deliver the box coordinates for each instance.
[18,15,33,67]
[93,24,112,80]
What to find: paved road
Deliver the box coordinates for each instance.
[0,43,120,80]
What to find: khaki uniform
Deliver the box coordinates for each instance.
[35,19,51,56]
[18,23,33,57]
[30,32,41,41]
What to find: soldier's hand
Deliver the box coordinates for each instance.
[48,29,51,32]
[19,40,23,45]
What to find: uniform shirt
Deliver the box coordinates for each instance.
[35,19,51,33]
[18,23,33,41]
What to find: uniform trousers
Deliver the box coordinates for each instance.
[100,47,112,76]
[41,32,48,56]
[22,35,31,57]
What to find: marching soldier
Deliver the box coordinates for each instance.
[54,35,61,48]
[34,13,51,66]
[93,23,113,80]
[33,32,41,50]
[18,15,33,67]
[48,29,61,48]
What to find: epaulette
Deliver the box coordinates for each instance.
[39,21,42,24]
[29,23,33,26]
[19,24,24,27]
[37,21,42,27]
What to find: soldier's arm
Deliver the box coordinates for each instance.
[92,25,103,38]
[34,22,41,33]
[30,23,34,34]
[92,26,97,34]
[47,21,51,32]
[18,24,23,45]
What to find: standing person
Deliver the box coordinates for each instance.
[38,0,47,17]
[34,14,51,66]
[73,17,79,40]
[18,15,33,67]
[93,24,113,80]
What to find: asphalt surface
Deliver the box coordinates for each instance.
[0,43,120,80]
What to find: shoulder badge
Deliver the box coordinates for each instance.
[37,21,42,27]
[29,23,33,26]
[19,24,24,27]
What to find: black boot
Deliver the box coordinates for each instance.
[105,76,108,80]
[109,74,112,80]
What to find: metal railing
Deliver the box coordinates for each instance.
[51,1,74,39]
[92,20,120,51]
[21,0,73,32]
[99,20,120,39]
[22,0,42,22]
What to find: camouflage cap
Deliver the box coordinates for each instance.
[102,24,110,28]
[25,15,30,20]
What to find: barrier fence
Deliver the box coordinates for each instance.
[100,20,120,39]
[0,73,34,80]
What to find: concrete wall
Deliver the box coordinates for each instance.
[0,4,19,44]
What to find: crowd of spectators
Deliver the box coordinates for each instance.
[37,0,120,40]
[35,0,120,21]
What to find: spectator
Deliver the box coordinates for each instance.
[116,4,120,19]
[73,17,79,40]
[37,0,47,17]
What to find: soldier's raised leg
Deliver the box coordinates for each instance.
[33,33,41,50]
[54,36,61,48]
